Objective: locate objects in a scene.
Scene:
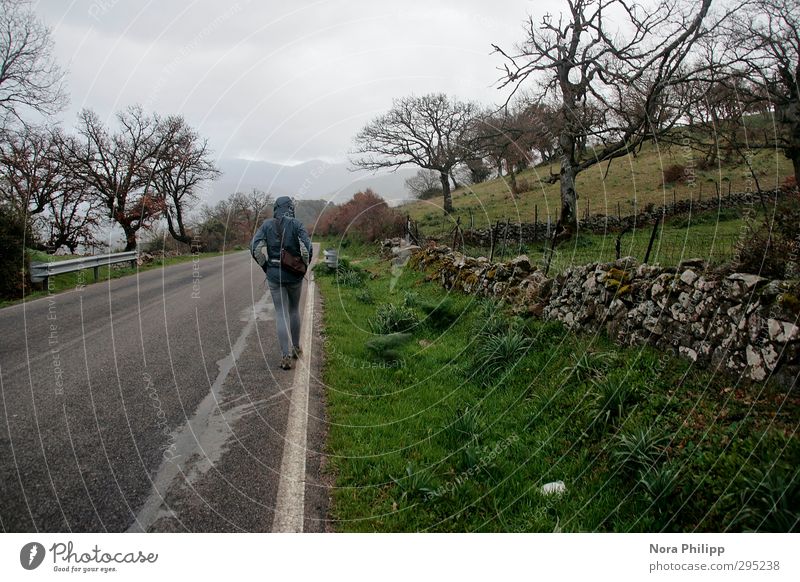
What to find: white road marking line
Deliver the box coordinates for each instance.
[272,260,317,532]
[126,291,271,533]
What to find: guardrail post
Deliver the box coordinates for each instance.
[93,266,100,281]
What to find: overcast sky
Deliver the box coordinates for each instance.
[34,0,561,166]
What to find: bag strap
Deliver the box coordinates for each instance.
[278,215,290,252]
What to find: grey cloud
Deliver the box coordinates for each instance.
[35,0,561,171]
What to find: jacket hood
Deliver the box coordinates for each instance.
[273,196,295,220]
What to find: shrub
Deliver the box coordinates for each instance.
[470,327,531,384]
[370,303,419,334]
[661,164,687,185]
[445,407,484,447]
[336,269,364,288]
[315,188,404,241]
[402,291,420,308]
[612,427,667,476]
[0,210,28,299]
[590,377,638,429]
[561,351,615,385]
[733,465,800,532]
[512,178,532,196]
[467,158,492,184]
[355,288,374,304]
[639,464,680,516]
[734,191,800,278]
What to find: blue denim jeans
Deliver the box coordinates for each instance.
[267,279,303,357]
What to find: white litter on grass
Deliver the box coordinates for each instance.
[540,480,566,495]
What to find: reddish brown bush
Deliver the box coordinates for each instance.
[312,189,403,241]
[661,164,687,185]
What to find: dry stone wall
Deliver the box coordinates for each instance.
[410,245,800,387]
[461,189,788,246]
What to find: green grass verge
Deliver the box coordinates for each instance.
[316,243,799,532]
[0,249,225,309]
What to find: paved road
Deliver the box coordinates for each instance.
[0,249,328,532]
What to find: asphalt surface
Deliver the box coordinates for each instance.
[0,248,328,532]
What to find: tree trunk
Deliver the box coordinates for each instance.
[123,226,137,251]
[450,170,458,191]
[166,208,192,245]
[556,124,578,238]
[440,171,453,213]
[791,149,800,183]
[508,166,518,197]
[558,162,578,235]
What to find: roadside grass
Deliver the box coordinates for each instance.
[0,249,225,309]
[399,141,791,228]
[316,243,799,532]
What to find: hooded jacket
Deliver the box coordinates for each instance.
[250,196,313,285]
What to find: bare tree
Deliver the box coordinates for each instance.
[46,181,101,253]
[523,102,562,164]
[0,123,64,215]
[65,106,166,251]
[725,0,800,179]
[474,107,537,195]
[230,188,273,235]
[405,168,442,199]
[350,93,480,213]
[0,0,66,125]
[493,0,725,239]
[464,157,492,184]
[154,116,220,244]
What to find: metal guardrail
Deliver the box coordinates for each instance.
[30,251,138,284]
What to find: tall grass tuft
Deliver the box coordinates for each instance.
[370,303,419,334]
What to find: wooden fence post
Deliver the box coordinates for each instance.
[499,217,510,259]
[643,212,662,264]
[452,216,461,250]
[489,221,498,262]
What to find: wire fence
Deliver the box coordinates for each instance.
[408,214,742,274]
[467,234,738,272]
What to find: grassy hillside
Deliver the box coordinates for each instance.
[400,142,791,229]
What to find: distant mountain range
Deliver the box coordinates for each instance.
[206,158,418,206]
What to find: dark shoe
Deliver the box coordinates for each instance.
[292,345,303,359]
[280,356,293,370]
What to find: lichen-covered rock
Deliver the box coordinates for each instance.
[406,241,800,386]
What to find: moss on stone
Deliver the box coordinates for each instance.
[607,267,631,283]
[779,292,800,314]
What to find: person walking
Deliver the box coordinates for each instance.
[250,196,313,370]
